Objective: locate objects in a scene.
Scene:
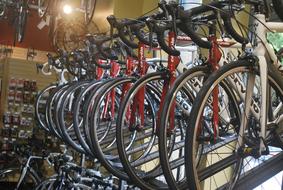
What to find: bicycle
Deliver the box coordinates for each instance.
[0,0,29,43]
[14,0,29,43]
[33,1,283,189]
[184,0,283,189]
[0,143,45,190]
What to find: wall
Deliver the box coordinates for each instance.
[0,10,54,52]
[114,0,159,18]
[0,0,115,52]
[90,0,115,32]
[0,58,57,126]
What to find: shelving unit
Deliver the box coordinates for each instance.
[0,57,57,157]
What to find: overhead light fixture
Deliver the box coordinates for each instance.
[63,4,73,14]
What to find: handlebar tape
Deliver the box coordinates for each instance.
[130,24,159,47]
[187,1,226,15]
[179,19,212,49]
[97,46,118,60]
[154,24,180,56]
[221,11,249,44]
[117,28,139,49]
[177,1,228,49]
[123,44,138,59]
[107,15,139,49]
[90,35,119,60]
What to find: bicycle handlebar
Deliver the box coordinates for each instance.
[47,53,64,70]
[107,9,165,49]
[150,20,180,56]
[177,1,250,48]
[107,15,139,49]
[130,23,159,47]
[86,34,119,60]
[221,11,249,44]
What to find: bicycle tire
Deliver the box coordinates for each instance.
[85,77,135,180]
[116,72,172,190]
[56,80,91,154]
[185,59,283,190]
[158,66,210,190]
[80,78,114,155]
[35,84,57,132]
[72,80,105,158]
[45,83,70,138]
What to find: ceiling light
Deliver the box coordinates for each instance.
[63,4,73,14]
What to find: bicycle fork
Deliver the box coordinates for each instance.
[157,31,180,135]
[237,55,269,157]
[129,42,147,131]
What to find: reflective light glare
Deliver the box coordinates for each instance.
[63,4,73,14]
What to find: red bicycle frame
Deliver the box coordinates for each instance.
[96,59,105,80]
[157,31,180,134]
[209,35,222,140]
[129,42,147,130]
[101,60,120,120]
[196,33,222,141]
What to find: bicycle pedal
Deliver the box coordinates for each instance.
[237,146,269,158]
[238,147,260,158]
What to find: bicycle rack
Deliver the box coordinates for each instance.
[233,152,283,189]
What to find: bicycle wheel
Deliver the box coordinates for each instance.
[35,84,57,132]
[0,167,41,189]
[45,83,70,138]
[158,66,210,190]
[55,22,87,51]
[56,81,91,154]
[84,0,96,25]
[185,59,283,190]
[116,72,175,190]
[72,80,104,158]
[85,77,135,180]
[16,0,28,43]
[80,79,115,155]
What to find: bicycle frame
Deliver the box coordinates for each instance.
[208,33,223,140]
[101,60,120,120]
[96,59,105,80]
[157,31,180,133]
[121,56,135,100]
[16,155,42,189]
[238,13,283,154]
[129,42,147,130]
